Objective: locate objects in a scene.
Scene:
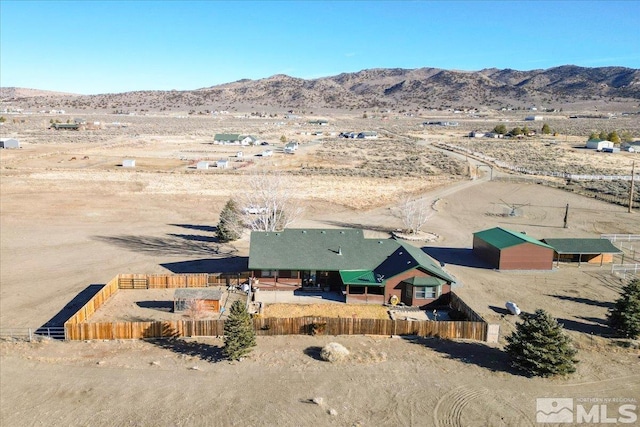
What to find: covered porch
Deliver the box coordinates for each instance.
[340,270,386,304]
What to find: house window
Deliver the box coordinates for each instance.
[261,270,276,278]
[415,286,440,299]
[368,286,384,295]
[349,286,366,295]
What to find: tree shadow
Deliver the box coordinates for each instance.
[38,284,105,338]
[167,233,219,243]
[546,294,614,309]
[150,338,225,363]
[161,256,249,273]
[320,220,395,234]
[169,224,217,233]
[136,301,174,312]
[403,336,522,376]
[556,317,612,337]
[421,247,493,269]
[303,346,324,361]
[92,234,236,257]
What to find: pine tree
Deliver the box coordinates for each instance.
[541,123,551,134]
[217,199,242,243]
[505,309,578,377]
[608,279,640,339]
[223,301,256,361]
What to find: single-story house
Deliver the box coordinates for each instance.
[248,228,454,307]
[216,159,229,168]
[525,116,543,121]
[469,131,485,138]
[542,238,622,266]
[309,119,328,126]
[196,161,210,170]
[261,150,273,157]
[214,134,257,145]
[357,131,378,139]
[174,288,222,312]
[0,138,20,149]
[586,139,614,151]
[621,141,640,152]
[472,227,554,270]
[50,123,79,131]
[122,159,136,168]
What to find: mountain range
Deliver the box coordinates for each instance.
[2,65,639,112]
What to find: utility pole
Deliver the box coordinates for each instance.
[563,203,569,228]
[630,161,636,213]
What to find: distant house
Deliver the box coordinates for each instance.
[308,119,329,126]
[214,134,258,145]
[196,161,210,170]
[339,132,357,139]
[472,227,554,270]
[50,123,79,131]
[525,116,543,121]
[469,131,485,138]
[621,141,640,152]
[0,138,20,149]
[284,142,298,154]
[249,228,454,307]
[261,150,273,157]
[122,159,136,168]
[357,131,378,139]
[216,159,229,168]
[586,139,614,151]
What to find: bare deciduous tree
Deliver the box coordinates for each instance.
[395,197,433,235]
[185,299,206,321]
[241,171,303,232]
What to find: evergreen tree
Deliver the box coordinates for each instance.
[223,301,256,361]
[217,199,242,242]
[541,123,551,134]
[493,124,507,135]
[505,309,578,377]
[608,279,640,339]
[599,130,608,140]
[588,131,599,140]
[511,127,523,136]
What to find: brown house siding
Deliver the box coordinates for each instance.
[472,235,501,268]
[387,268,452,306]
[499,243,554,270]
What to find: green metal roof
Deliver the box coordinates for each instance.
[473,227,553,250]
[542,238,622,254]
[339,270,384,286]
[214,133,241,141]
[248,229,453,283]
[402,276,445,287]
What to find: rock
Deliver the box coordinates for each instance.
[320,342,350,362]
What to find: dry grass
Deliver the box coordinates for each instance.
[263,303,391,319]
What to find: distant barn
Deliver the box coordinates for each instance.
[0,138,20,149]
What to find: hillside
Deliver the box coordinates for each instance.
[1,65,639,113]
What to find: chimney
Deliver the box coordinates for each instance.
[338,246,342,256]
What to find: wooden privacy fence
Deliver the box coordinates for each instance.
[65,316,487,341]
[117,273,251,289]
[450,292,485,323]
[65,276,120,325]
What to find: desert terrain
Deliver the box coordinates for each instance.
[1,110,639,426]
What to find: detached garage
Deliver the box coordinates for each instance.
[473,227,554,270]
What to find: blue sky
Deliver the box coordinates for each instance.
[1,1,639,95]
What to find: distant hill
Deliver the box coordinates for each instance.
[2,66,639,112]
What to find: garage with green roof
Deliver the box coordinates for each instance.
[249,228,454,306]
[472,227,555,270]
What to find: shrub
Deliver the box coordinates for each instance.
[320,342,350,363]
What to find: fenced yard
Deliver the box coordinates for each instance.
[53,274,494,342]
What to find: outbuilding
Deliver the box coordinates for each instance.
[196,161,210,170]
[586,139,614,151]
[542,238,622,266]
[0,138,20,149]
[472,227,554,270]
[122,159,136,168]
[173,288,222,312]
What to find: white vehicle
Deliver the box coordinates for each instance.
[505,301,521,315]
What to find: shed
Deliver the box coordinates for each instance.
[542,238,622,266]
[196,161,210,170]
[216,159,228,168]
[174,288,222,312]
[0,138,20,149]
[472,227,554,270]
[122,159,136,168]
[586,139,614,151]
